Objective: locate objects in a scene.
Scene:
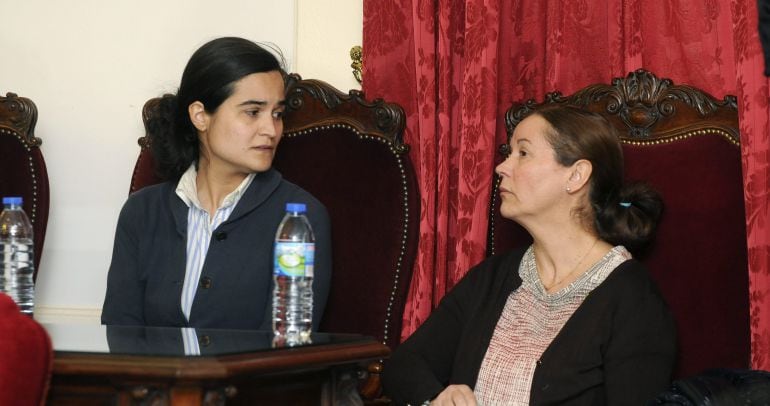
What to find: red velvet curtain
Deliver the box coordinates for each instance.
[363,0,770,369]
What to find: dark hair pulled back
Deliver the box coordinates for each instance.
[147,37,285,180]
[535,104,663,254]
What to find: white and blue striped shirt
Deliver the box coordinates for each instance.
[175,164,255,322]
[181,327,200,356]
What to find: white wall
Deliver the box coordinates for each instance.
[296,0,363,91]
[0,0,362,323]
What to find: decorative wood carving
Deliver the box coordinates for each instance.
[127,384,168,405]
[284,73,409,154]
[504,69,739,153]
[0,92,41,147]
[138,96,168,149]
[359,359,384,399]
[350,45,363,84]
[202,385,237,406]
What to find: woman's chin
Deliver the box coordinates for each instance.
[247,160,274,173]
[499,207,519,221]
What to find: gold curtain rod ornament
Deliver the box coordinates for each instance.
[350,45,363,85]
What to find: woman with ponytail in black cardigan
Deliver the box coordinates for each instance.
[382,105,675,405]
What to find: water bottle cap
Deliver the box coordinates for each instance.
[2,197,23,205]
[285,203,307,213]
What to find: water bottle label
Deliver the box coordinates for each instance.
[274,242,314,277]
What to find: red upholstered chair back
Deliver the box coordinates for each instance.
[0,93,50,280]
[0,293,53,405]
[487,69,749,379]
[129,75,419,353]
[277,75,419,353]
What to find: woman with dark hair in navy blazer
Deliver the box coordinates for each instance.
[102,37,331,332]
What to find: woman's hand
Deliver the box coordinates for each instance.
[430,384,477,405]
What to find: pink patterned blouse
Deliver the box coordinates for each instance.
[474,245,632,405]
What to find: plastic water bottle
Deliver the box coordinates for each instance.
[272,203,315,346]
[0,197,35,316]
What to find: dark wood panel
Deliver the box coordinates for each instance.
[47,332,389,406]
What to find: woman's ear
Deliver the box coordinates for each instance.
[188,101,208,132]
[566,159,593,192]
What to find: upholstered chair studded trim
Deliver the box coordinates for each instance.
[0,93,50,280]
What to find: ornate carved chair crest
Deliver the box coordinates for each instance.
[487,69,749,380]
[0,93,50,280]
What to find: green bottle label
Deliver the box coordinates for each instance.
[274,242,315,277]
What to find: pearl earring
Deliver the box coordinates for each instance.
[566,187,572,193]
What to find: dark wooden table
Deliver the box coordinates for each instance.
[43,323,390,405]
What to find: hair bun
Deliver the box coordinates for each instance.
[595,182,663,255]
[146,92,196,181]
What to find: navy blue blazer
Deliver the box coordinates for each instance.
[101,168,331,330]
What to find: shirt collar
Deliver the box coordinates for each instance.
[175,164,256,211]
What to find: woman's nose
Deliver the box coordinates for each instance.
[495,156,511,177]
[260,118,280,138]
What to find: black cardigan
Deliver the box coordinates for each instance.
[382,248,676,405]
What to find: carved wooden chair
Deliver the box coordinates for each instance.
[0,93,49,280]
[487,70,750,380]
[130,74,420,399]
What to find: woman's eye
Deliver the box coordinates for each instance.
[518,150,527,157]
[273,110,284,119]
[246,110,260,117]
